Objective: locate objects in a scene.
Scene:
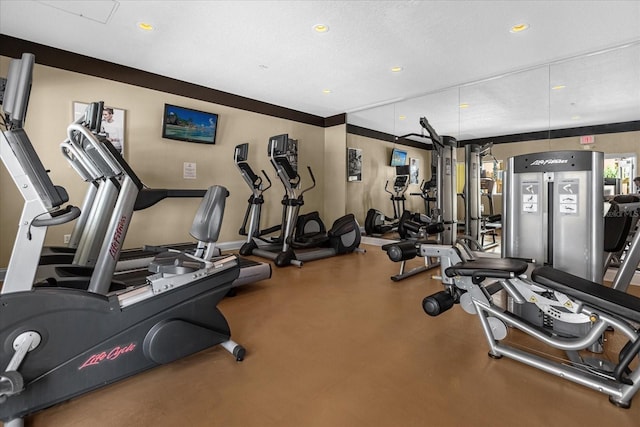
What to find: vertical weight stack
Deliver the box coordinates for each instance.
[503,150,604,282]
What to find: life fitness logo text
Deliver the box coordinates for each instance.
[109,215,128,260]
[530,159,568,166]
[79,342,137,370]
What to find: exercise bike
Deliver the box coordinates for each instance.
[0,54,245,426]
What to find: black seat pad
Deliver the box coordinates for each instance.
[445,257,529,278]
[532,266,640,323]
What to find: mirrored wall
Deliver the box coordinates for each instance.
[347,42,640,143]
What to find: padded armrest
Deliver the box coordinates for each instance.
[532,266,640,323]
[134,189,207,210]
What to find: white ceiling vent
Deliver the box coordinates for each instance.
[37,1,119,24]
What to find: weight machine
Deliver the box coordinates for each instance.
[420,240,640,408]
[462,142,501,250]
[380,117,457,281]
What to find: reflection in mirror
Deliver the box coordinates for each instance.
[603,153,637,196]
[347,87,460,144]
[348,41,640,142]
[391,88,460,141]
[549,42,640,130]
[346,103,396,135]
[459,65,550,139]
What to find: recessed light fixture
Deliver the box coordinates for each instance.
[138,22,154,31]
[322,89,332,94]
[314,24,329,33]
[510,23,529,33]
[391,66,403,72]
[552,85,566,90]
[572,115,581,120]
[459,103,469,109]
[399,115,406,120]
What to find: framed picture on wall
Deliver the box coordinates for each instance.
[73,102,126,156]
[347,147,362,182]
[410,157,420,184]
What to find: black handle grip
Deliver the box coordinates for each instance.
[31,206,81,227]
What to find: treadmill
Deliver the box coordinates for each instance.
[12,101,271,289]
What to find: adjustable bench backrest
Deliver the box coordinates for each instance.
[604,195,640,253]
[532,265,640,323]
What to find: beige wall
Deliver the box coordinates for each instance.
[323,124,347,225]
[346,134,432,224]
[0,57,326,266]
[2,55,638,267]
[345,131,639,228]
[455,131,640,215]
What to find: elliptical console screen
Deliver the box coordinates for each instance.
[235,143,249,162]
[394,175,409,187]
[268,134,289,156]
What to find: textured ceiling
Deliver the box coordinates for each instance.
[1,0,639,139]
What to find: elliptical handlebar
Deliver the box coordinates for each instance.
[259,169,272,193]
[298,165,316,198]
[384,180,393,196]
[384,180,394,196]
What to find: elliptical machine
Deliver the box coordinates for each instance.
[235,142,327,256]
[235,142,283,244]
[237,135,362,267]
[364,167,410,236]
[410,179,437,219]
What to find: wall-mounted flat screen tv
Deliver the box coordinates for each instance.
[390,147,407,166]
[162,104,218,144]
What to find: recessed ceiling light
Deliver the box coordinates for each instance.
[391,66,403,72]
[552,85,566,90]
[572,115,581,120]
[459,103,469,109]
[399,115,406,120]
[322,89,332,94]
[314,24,329,33]
[510,23,529,33]
[138,22,154,31]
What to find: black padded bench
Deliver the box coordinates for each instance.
[532,266,640,323]
[445,258,529,284]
